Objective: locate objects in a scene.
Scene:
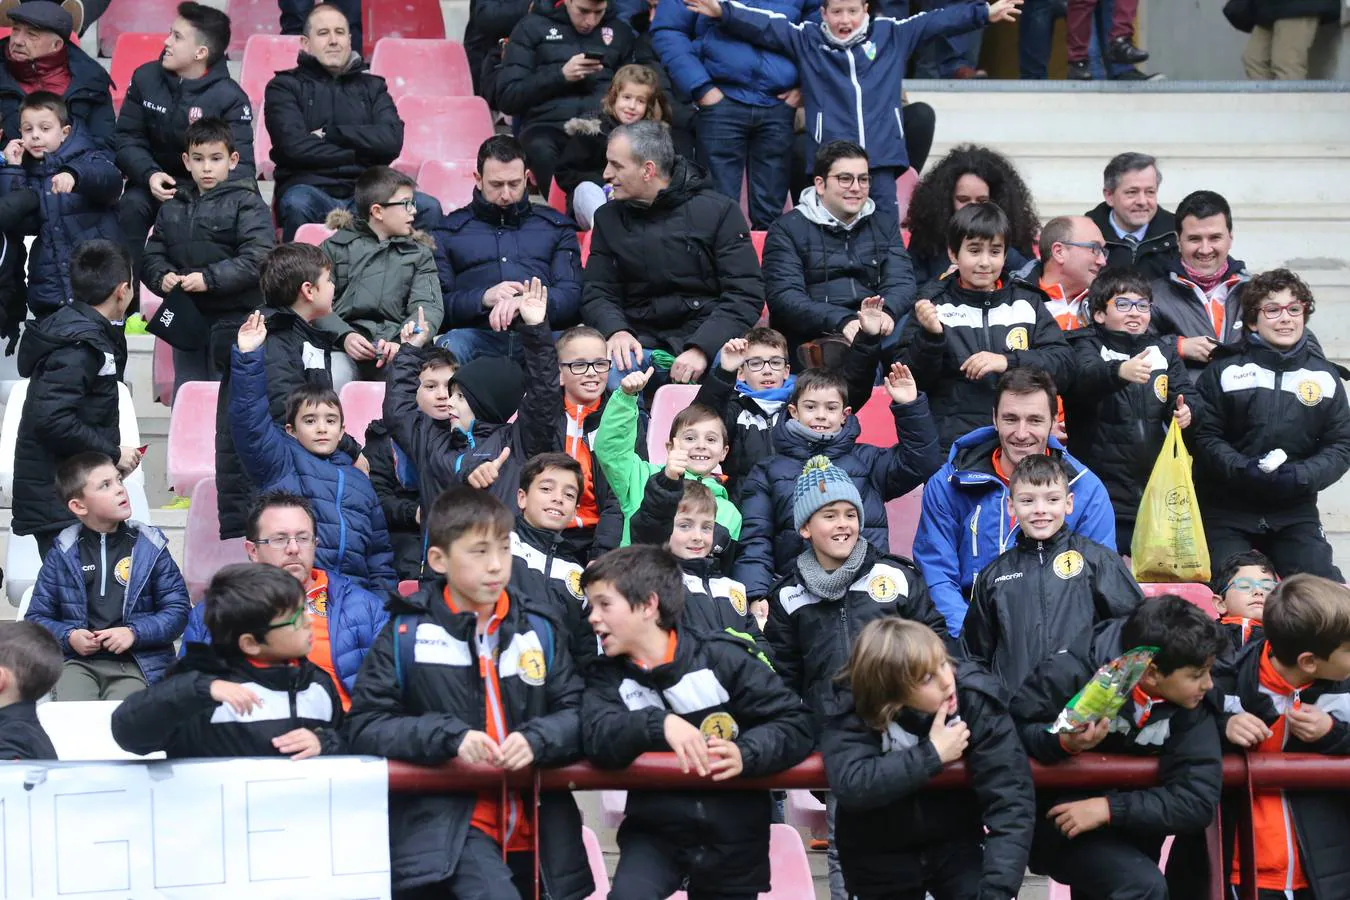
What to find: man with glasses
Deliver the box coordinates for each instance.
[1193,268,1350,582]
[182,490,388,709]
[763,140,915,366]
[1019,215,1108,332]
[433,136,583,365]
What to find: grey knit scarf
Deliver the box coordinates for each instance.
[797,538,870,602]
[785,417,841,444]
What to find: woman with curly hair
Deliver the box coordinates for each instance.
[904,145,1040,288]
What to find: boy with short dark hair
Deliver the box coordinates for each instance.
[961,454,1143,694]
[345,487,593,899]
[0,91,122,317]
[111,563,344,759]
[0,622,64,759]
[582,544,814,899]
[141,117,275,393]
[13,239,137,556]
[230,311,396,591]
[28,453,191,701]
[1212,550,1276,654]
[555,325,625,559]
[899,202,1075,452]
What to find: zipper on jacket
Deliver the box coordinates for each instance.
[980,305,991,352]
[846,51,866,148]
[837,605,850,664]
[99,533,108,598]
[335,467,349,570]
[893,106,904,138]
[969,506,980,558]
[814,112,823,144]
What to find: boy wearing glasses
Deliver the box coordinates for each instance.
[113,564,344,759]
[319,165,444,386]
[1211,550,1276,655]
[1194,268,1350,582]
[1062,268,1195,552]
[556,325,625,560]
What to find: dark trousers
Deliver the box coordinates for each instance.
[118,184,160,276]
[609,829,759,900]
[1255,890,1314,900]
[911,0,982,76]
[846,839,983,900]
[172,311,251,399]
[1034,819,1209,900]
[1204,512,1343,582]
[695,97,794,230]
[519,124,569,198]
[868,166,903,231]
[394,828,535,900]
[279,0,362,51]
[1067,0,1139,61]
[1020,0,1135,78]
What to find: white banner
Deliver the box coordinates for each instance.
[0,756,390,900]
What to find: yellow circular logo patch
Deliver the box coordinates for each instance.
[307,587,328,617]
[868,574,899,602]
[700,712,739,740]
[517,647,548,686]
[728,587,747,616]
[1297,379,1323,406]
[566,568,584,600]
[114,556,132,587]
[1153,373,1168,403]
[1053,550,1084,580]
[1005,326,1029,351]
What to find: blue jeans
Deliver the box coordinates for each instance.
[695,97,793,230]
[436,327,566,365]
[1017,0,1132,78]
[912,0,983,77]
[277,184,442,241]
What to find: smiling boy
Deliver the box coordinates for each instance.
[555,325,625,559]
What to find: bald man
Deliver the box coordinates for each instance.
[1018,215,1108,331]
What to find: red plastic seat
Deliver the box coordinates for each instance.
[152,338,175,406]
[226,0,284,59]
[417,158,477,215]
[239,34,302,113]
[1141,582,1218,617]
[397,580,418,597]
[97,0,179,57]
[646,384,699,464]
[253,117,274,181]
[855,384,897,447]
[183,478,249,601]
[578,229,593,266]
[339,380,386,443]
[391,95,494,177]
[750,230,767,262]
[294,222,336,245]
[547,179,567,215]
[166,382,220,496]
[370,38,471,99]
[895,166,919,225]
[886,486,924,558]
[109,33,162,113]
[362,0,446,57]
[581,826,611,900]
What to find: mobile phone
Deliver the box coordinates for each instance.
[583,50,605,61]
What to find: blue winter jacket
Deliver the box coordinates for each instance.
[27,521,190,685]
[651,0,816,105]
[0,125,122,314]
[229,345,398,591]
[913,426,1118,638]
[731,396,942,597]
[181,568,388,694]
[432,191,583,330]
[717,2,987,167]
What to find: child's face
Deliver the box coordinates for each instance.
[250,602,315,663]
[822,0,867,40]
[902,658,958,717]
[1299,642,1350,683]
[949,236,1005,291]
[1007,479,1072,541]
[70,463,131,524]
[667,416,727,476]
[668,506,715,559]
[1214,565,1275,620]
[299,268,335,319]
[182,140,238,192]
[557,335,609,404]
[373,186,417,237]
[613,83,653,125]
[286,400,343,456]
[162,17,206,74]
[446,383,474,431]
[739,342,789,392]
[19,108,68,158]
[429,525,511,608]
[1092,291,1152,335]
[1142,660,1214,711]
[416,362,456,420]
[789,386,850,434]
[1253,287,1306,350]
[798,500,859,565]
[586,580,656,657]
[517,466,581,532]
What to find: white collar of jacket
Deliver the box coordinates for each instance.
[797,186,875,232]
[819,17,870,49]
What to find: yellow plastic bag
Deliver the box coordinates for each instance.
[1131,419,1210,583]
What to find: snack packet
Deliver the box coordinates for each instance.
[1049,645,1158,734]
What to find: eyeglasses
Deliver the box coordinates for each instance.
[829,173,871,188]
[253,533,315,548]
[744,356,788,372]
[380,198,418,213]
[1223,577,1277,594]
[1111,297,1152,313]
[261,606,307,633]
[1062,240,1107,257]
[1259,302,1305,320]
[559,359,613,375]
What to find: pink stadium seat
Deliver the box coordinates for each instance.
[340,381,386,443]
[183,478,248,601]
[138,285,162,323]
[417,159,477,215]
[886,486,923,558]
[397,580,418,597]
[646,384,699,464]
[239,34,302,112]
[109,33,162,112]
[1048,881,1071,900]
[226,0,284,59]
[253,117,274,181]
[166,382,220,496]
[371,38,472,99]
[762,824,815,899]
[294,222,336,245]
[548,179,568,215]
[750,230,767,262]
[152,338,175,406]
[391,95,494,177]
[601,789,626,828]
[784,789,826,834]
[1141,582,1218,617]
[578,229,592,266]
[363,0,446,57]
[855,384,897,447]
[97,0,179,57]
[581,826,611,900]
[895,166,919,225]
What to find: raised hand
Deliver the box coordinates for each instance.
[914,299,943,335]
[3,139,22,166]
[1117,350,1152,384]
[883,362,918,404]
[517,277,549,327]
[719,337,748,373]
[236,310,268,353]
[400,307,431,348]
[987,0,1023,22]
[683,0,724,17]
[665,445,690,481]
[1174,394,1192,429]
[856,296,894,337]
[467,447,512,490]
[620,366,655,397]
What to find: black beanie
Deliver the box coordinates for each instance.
[452,357,526,425]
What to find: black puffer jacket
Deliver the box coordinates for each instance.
[510,520,595,672]
[264,52,402,203]
[496,1,640,130]
[554,112,616,197]
[363,419,424,581]
[629,468,737,564]
[1148,258,1251,368]
[0,701,55,759]
[691,365,797,503]
[13,302,124,536]
[764,544,946,716]
[1063,324,1198,544]
[960,528,1143,695]
[823,662,1034,900]
[140,180,275,313]
[114,58,255,186]
[345,581,592,897]
[0,40,115,149]
[582,157,764,362]
[678,555,759,638]
[582,627,813,894]
[1084,202,1178,283]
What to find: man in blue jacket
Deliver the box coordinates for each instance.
[913,366,1117,638]
[182,490,388,705]
[651,0,811,229]
[433,135,583,364]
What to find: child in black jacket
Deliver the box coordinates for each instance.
[823,618,1033,900]
[1211,549,1275,656]
[0,622,63,760]
[111,564,344,759]
[582,545,814,899]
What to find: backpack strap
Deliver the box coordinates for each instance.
[525,611,554,674]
